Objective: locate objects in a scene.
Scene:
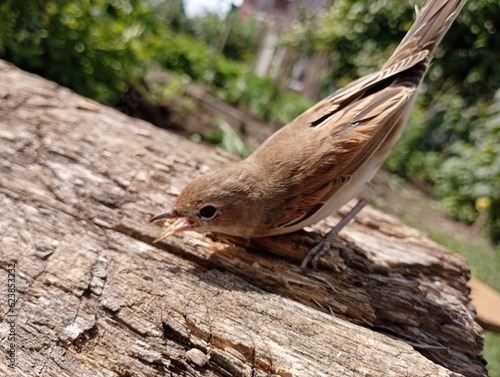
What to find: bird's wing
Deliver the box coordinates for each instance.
[289,50,428,130]
[272,83,416,230]
[252,52,426,231]
[250,0,467,232]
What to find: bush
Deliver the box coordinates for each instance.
[0,0,157,103]
[157,29,312,124]
[2,0,498,241]
[434,91,500,240]
[295,0,500,241]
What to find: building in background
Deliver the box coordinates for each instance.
[242,0,329,100]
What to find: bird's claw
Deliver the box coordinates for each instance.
[300,239,332,272]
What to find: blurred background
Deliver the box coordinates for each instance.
[0,0,499,372]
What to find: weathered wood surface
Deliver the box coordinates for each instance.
[0,60,487,376]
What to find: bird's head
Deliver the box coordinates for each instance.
[149,164,266,242]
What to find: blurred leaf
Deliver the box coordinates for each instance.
[204,119,253,158]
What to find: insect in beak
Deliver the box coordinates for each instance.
[149,209,197,243]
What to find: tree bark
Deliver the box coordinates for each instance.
[0,60,487,377]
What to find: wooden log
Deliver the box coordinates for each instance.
[0,60,487,376]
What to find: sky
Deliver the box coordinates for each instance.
[183,0,244,17]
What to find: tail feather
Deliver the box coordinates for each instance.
[383,0,466,69]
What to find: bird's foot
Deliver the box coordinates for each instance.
[300,198,368,272]
[300,231,340,272]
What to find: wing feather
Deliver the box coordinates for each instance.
[260,85,415,231]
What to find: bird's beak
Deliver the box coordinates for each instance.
[149,209,197,243]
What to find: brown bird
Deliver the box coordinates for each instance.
[150,0,466,269]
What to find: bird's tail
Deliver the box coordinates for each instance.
[383,0,466,69]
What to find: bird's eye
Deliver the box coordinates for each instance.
[199,205,217,220]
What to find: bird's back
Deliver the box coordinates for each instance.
[246,0,467,236]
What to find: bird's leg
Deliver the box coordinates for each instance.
[301,198,368,271]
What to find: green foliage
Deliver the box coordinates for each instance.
[203,119,253,158]
[188,11,261,62]
[156,29,312,124]
[291,0,500,102]
[221,12,261,62]
[434,92,500,240]
[158,31,210,81]
[153,0,191,33]
[152,4,261,63]
[0,0,160,103]
[437,0,499,105]
[387,90,500,240]
[0,0,309,125]
[289,0,499,240]
[484,331,500,377]
[2,0,498,241]
[216,71,313,124]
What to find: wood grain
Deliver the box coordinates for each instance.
[0,60,486,376]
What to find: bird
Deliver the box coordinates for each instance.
[150,0,467,270]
